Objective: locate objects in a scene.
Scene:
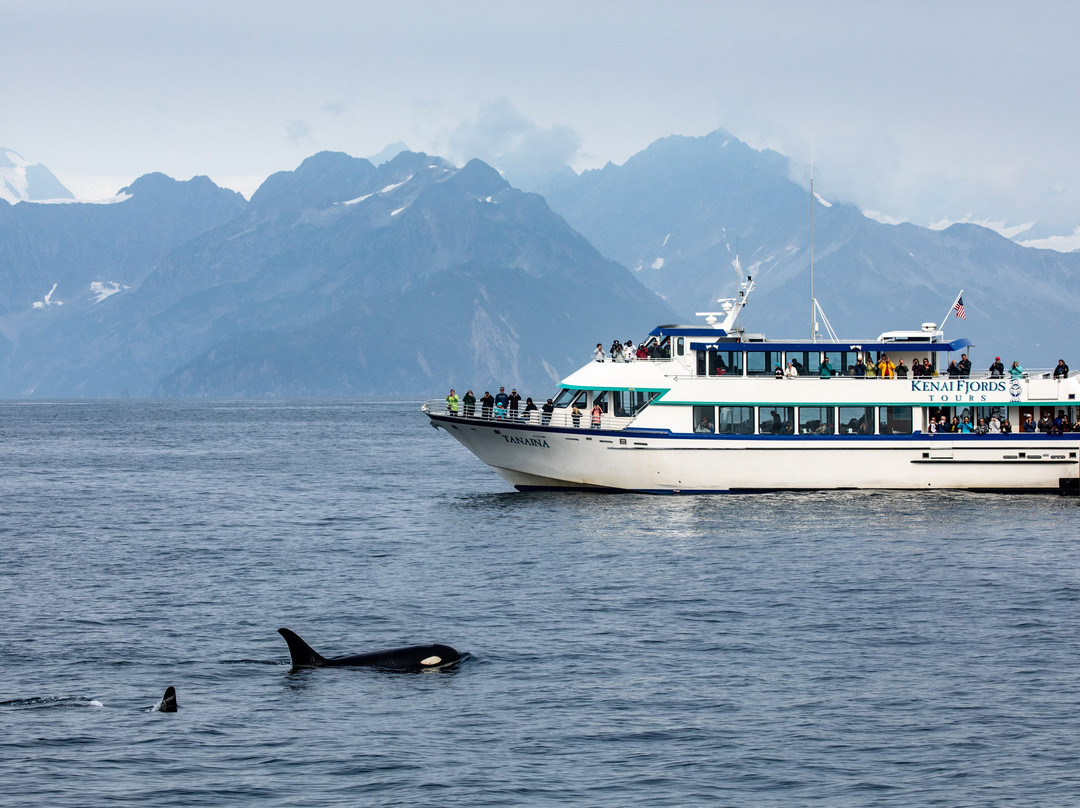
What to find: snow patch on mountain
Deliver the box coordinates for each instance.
[929,215,1034,240]
[32,284,63,309]
[1019,226,1080,252]
[90,281,127,302]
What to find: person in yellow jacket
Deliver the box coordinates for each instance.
[877,354,896,379]
[446,388,459,414]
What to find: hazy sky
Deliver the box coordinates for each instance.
[7,0,1079,248]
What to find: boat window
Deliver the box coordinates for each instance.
[676,337,684,356]
[696,351,706,375]
[552,388,578,408]
[593,391,609,414]
[798,406,836,435]
[821,351,859,376]
[693,406,715,433]
[717,406,755,434]
[759,406,795,435]
[746,351,783,377]
[880,406,913,435]
[708,350,743,377]
[838,406,875,435]
[620,390,658,417]
[973,406,1006,425]
[786,352,820,376]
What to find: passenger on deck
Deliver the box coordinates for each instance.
[694,415,714,433]
[571,406,582,428]
[1001,418,1013,433]
[593,343,605,362]
[494,400,507,420]
[959,416,973,434]
[947,360,961,378]
[523,397,538,422]
[988,414,1002,434]
[1038,413,1053,433]
[1054,411,1071,433]
[877,355,895,378]
[480,391,494,419]
[463,390,476,417]
[494,387,509,411]
[958,354,972,377]
[1022,414,1037,432]
[1009,361,1024,379]
[591,403,603,429]
[774,365,784,379]
[508,389,521,419]
[636,343,648,359]
[989,357,1004,378]
[1053,359,1070,379]
[541,399,554,425]
[819,357,833,379]
[785,361,798,379]
[446,389,458,414]
[922,358,934,376]
[853,358,866,378]
[911,360,924,378]
[975,418,989,435]
[895,359,909,378]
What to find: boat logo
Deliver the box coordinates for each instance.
[502,434,551,449]
[1009,380,1023,401]
[910,379,1007,402]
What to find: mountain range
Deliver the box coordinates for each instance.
[0,131,1076,398]
[0,151,671,397]
[537,130,1080,367]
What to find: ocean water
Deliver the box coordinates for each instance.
[2,400,1080,807]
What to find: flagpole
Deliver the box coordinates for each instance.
[940,289,963,338]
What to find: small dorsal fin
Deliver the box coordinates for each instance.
[278,628,327,668]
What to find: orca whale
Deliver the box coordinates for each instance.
[277,628,462,671]
[158,686,178,712]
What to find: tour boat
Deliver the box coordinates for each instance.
[424,278,1080,493]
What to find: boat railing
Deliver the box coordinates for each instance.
[422,400,635,431]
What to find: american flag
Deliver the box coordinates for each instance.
[953,296,966,319]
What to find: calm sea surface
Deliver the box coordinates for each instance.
[2,400,1080,806]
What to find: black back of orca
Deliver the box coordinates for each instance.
[278,628,461,671]
[159,686,178,712]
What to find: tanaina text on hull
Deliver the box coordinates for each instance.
[424,278,1080,494]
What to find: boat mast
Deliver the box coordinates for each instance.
[810,174,815,341]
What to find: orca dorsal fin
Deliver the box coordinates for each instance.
[159,686,177,712]
[278,628,328,668]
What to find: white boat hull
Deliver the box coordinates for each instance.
[430,414,1080,493]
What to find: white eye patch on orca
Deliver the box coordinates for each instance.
[420,656,442,666]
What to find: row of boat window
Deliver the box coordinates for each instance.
[691,405,914,435]
[550,388,659,418]
[695,350,931,377]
